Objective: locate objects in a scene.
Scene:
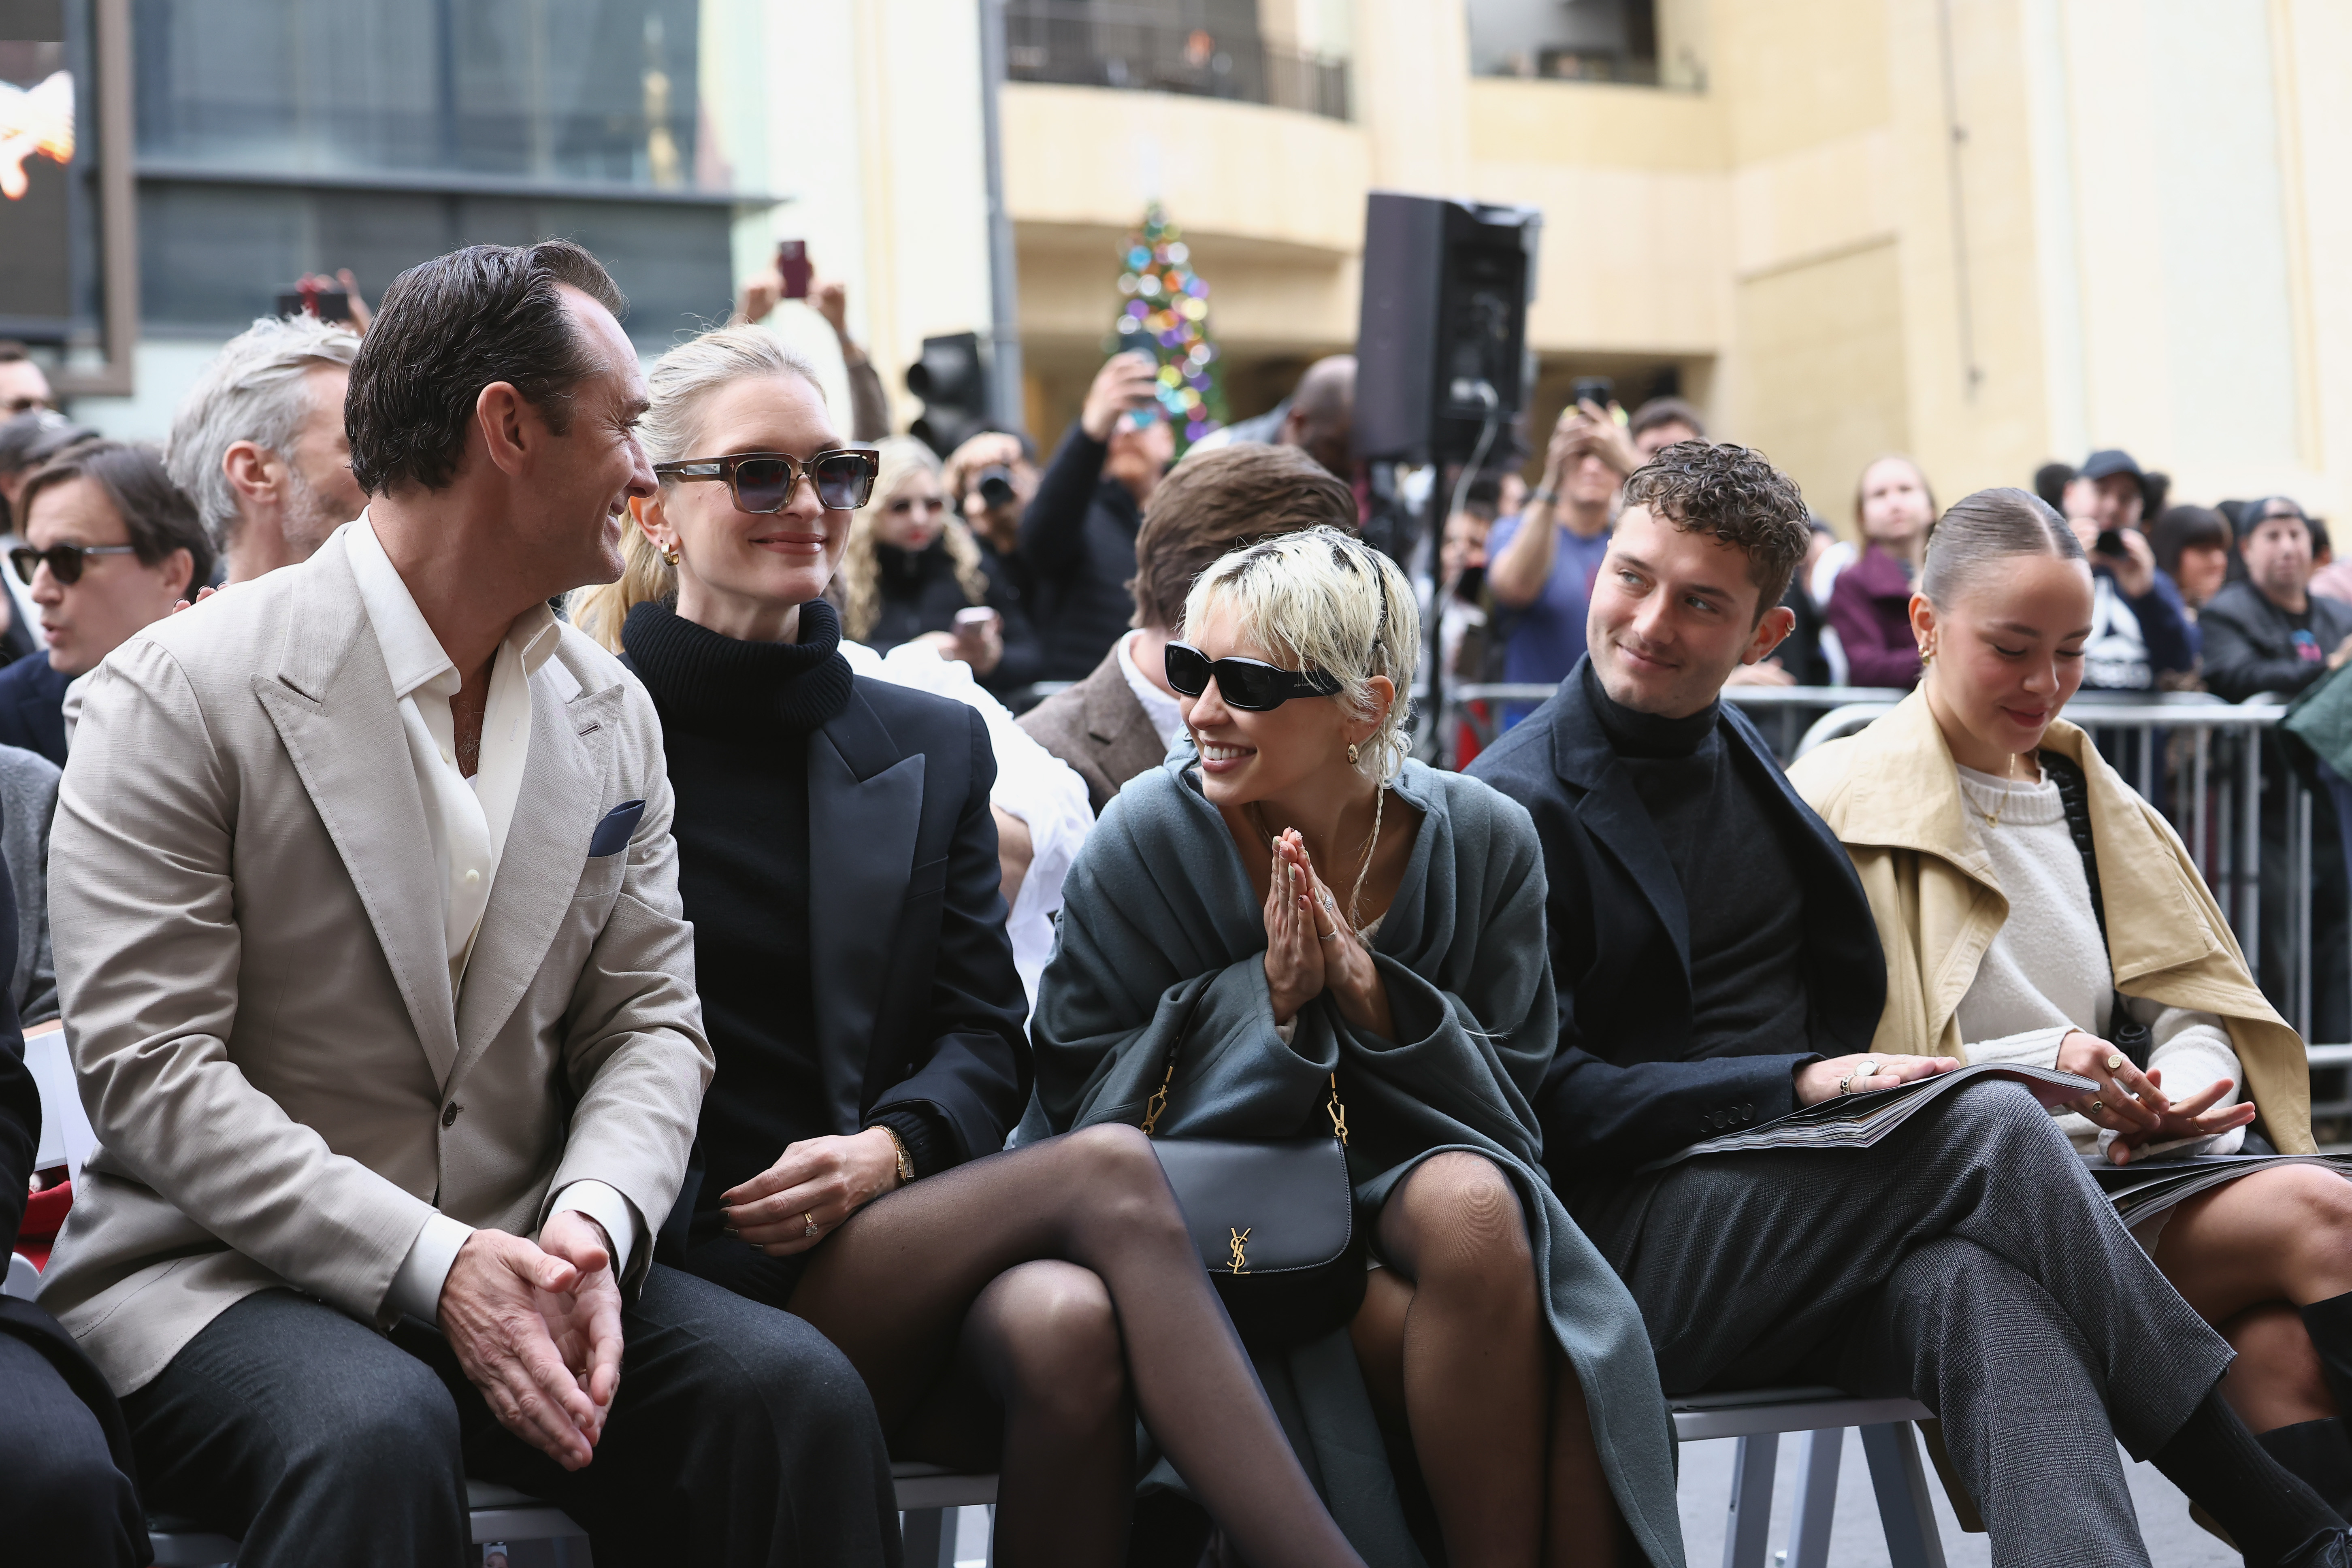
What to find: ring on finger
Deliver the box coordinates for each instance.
[802,1210,820,1239]
[2104,1052,2126,1074]
[2088,1098,2104,1114]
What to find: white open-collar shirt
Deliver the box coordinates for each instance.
[347,514,638,1322]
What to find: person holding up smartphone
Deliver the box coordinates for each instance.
[736,244,889,442]
[833,435,1040,692]
[1019,350,1172,681]
[2058,448,2196,690]
[1482,396,1636,726]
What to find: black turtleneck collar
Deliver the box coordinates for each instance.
[1581,657,1718,760]
[621,596,853,735]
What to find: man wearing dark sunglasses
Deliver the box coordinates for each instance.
[43,239,880,1565]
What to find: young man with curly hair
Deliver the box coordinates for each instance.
[1470,440,2351,1568]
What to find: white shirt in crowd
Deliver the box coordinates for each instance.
[346,513,639,1321]
[1116,629,1187,754]
[846,637,1094,1015]
[1951,763,2244,1177]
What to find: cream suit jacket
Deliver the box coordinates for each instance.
[37,528,712,1394]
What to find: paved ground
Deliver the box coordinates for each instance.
[937,1427,2239,1565]
[1674,1428,2236,1567]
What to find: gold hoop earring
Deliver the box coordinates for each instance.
[663,547,681,566]
[1346,742,1361,765]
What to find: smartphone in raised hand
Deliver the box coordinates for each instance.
[776,241,812,300]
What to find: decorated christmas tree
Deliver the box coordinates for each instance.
[1112,204,1226,452]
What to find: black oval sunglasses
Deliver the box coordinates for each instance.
[651,448,879,513]
[12,542,136,585]
[1164,641,1342,712]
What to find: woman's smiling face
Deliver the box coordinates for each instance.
[1915,552,2094,765]
[653,374,848,616]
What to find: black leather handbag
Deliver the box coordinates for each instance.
[1138,987,1368,1346]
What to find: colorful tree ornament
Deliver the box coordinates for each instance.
[1110,203,1226,451]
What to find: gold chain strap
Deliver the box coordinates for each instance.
[1140,1057,1176,1137]
[1139,1053,1349,1148]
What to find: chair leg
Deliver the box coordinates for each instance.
[1721,1433,1779,1568]
[902,1506,956,1568]
[1784,1427,1841,1568]
[1860,1422,1949,1568]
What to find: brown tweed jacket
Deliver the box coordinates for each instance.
[1017,647,1167,816]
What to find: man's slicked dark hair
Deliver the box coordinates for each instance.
[1623,440,1811,619]
[345,240,626,496]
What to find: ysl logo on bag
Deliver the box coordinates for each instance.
[1227,1227,1251,1274]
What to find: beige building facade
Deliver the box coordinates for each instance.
[749,0,2350,528]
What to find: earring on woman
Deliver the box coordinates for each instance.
[663,543,682,566]
[1346,742,1361,765]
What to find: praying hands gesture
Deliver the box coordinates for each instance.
[439,1210,622,1471]
[2056,1030,2256,1165]
[1261,829,1394,1040]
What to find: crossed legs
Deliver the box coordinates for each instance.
[1346,1151,1623,1568]
[2156,1166,2352,1421]
[782,1123,1366,1568]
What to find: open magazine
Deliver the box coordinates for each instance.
[2090,1152,2352,1227]
[1636,1062,2097,1174]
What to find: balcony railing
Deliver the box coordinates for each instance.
[1004,3,1349,123]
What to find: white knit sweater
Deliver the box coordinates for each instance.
[1952,765,2245,1157]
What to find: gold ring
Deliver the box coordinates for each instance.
[2104,1053,2126,1074]
[2088,1099,2104,1113]
[802,1211,819,1239]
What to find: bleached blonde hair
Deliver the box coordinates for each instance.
[568,323,828,652]
[1182,524,1419,780]
[831,434,988,643]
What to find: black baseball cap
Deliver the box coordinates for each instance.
[2077,449,2143,483]
[2236,495,2309,538]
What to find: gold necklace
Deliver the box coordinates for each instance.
[1971,753,2035,830]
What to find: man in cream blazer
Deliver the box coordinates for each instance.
[38,241,899,1566]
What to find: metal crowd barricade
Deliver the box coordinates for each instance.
[1443,684,2350,1122]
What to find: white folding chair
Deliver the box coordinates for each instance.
[895,1462,998,1568]
[1672,1386,1946,1568]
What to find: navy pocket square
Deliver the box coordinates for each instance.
[588,799,645,858]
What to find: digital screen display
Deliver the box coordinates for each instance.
[0,1,75,332]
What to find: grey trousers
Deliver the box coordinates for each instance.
[120,1265,903,1568]
[1568,1080,2234,1568]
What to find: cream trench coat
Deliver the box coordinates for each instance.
[1787,690,2313,1155]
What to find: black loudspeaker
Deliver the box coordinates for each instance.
[906,332,991,458]
[1353,192,1542,464]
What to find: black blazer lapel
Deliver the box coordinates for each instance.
[807,686,925,1135]
[1546,665,1692,979]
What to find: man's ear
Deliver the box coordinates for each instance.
[1743,603,1796,664]
[220,440,281,506]
[475,381,543,479]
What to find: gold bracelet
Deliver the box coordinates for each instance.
[882,1126,916,1187]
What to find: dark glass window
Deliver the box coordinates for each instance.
[128,0,742,343]
[139,184,733,343]
[133,0,709,189]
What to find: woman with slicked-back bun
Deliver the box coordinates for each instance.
[1795,484,2352,1530]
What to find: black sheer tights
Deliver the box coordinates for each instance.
[783,1124,1366,1568]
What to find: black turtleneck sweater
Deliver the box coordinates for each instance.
[622,597,938,1232]
[1583,661,1813,1059]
